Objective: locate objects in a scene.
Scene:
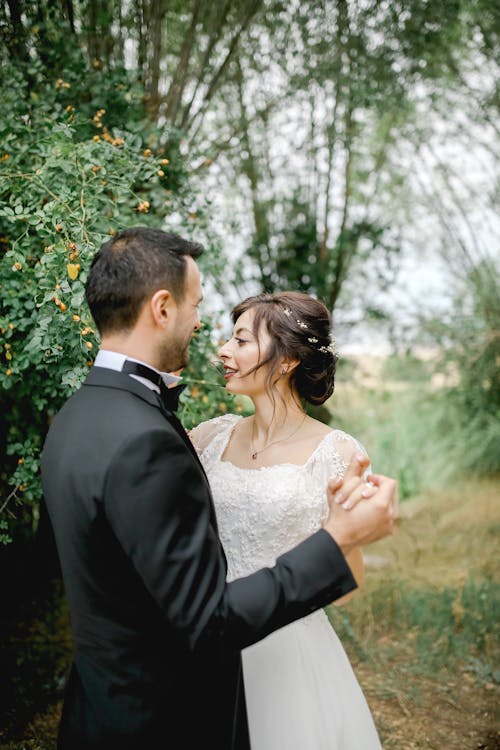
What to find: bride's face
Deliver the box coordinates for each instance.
[218,308,274,397]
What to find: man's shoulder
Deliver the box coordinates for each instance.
[46,371,167,444]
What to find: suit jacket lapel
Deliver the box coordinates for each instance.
[157,401,211,480]
[83,367,219,532]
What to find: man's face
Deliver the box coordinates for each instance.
[158,256,203,372]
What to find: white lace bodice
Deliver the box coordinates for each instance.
[192,414,367,582]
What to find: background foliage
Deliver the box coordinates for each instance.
[0,0,498,544]
[0,21,234,544]
[0,2,498,746]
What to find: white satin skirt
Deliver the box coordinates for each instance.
[242,609,382,749]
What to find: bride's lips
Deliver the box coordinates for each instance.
[223,367,238,380]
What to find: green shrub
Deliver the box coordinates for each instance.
[425,260,500,477]
[0,40,233,544]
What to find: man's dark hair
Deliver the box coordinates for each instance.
[85,227,203,334]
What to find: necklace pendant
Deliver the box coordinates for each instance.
[251,452,257,460]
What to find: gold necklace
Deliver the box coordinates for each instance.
[250,414,307,460]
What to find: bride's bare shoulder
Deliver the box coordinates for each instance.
[304,416,335,440]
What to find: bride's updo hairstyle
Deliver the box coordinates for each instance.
[231,291,338,405]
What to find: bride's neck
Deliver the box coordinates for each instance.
[251,391,305,439]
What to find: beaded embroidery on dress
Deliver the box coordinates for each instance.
[191,413,382,749]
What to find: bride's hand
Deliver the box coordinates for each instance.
[327,452,377,511]
[323,453,398,556]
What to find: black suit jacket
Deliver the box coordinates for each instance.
[41,367,356,749]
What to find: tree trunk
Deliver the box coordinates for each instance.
[146,0,165,119]
[163,0,203,124]
[5,0,25,57]
[180,0,235,130]
[235,60,272,291]
[64,0,75,33]
[186,0,262,138]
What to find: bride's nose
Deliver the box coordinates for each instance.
[218,340,231,359]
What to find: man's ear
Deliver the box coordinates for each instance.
[150,289,173,328]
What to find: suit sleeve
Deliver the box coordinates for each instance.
[104,428,356,654]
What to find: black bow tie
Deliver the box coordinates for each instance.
[121,360,186,412]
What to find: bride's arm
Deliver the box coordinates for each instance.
[326,432,369,605]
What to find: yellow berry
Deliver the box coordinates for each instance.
[67,263,80,280]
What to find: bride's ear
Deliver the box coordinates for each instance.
[279,358,300,377]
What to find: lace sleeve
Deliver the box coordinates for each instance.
[310,430,372,485]
[331,431,372,478]
[189,414,240,454]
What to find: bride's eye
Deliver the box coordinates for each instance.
[235,337,247,346]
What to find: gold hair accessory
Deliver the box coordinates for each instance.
[282,307,337,356]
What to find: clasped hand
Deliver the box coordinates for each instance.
[323,453,399,557]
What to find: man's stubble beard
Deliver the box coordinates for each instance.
[157,333,191,373]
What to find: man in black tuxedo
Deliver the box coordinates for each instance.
[41,227,397,749]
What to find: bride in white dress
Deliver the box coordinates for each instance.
[190,291,382,749]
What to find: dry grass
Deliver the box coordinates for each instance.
[328,478,500,750]
[366,479,499,587]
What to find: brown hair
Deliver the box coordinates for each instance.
[85,227,203,334]
[231,291,338,405]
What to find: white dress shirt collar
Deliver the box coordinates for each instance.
[93,350,181,394]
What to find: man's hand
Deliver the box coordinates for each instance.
[323,453,398,557]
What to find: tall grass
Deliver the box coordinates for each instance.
[329,358,500,499]
[327,578,500,682]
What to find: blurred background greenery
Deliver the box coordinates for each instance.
[0,1,498,747]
